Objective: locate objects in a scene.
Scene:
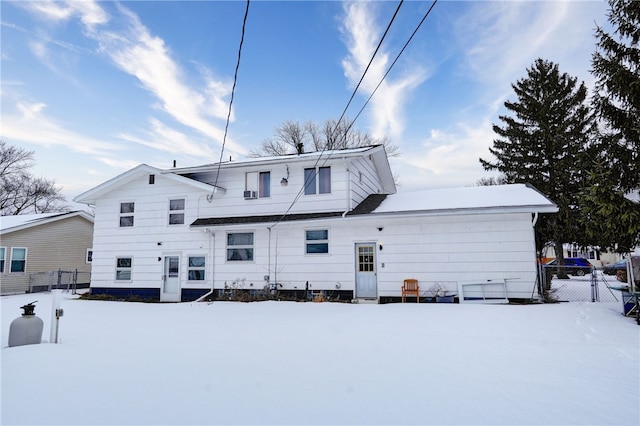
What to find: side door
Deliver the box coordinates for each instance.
[355,243,377,299]
[161,255,181,302]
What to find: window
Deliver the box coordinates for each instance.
[86,249,93,264]
[149,174,155,184]
[188,256,206,280]
[306,230,329,254]
[115,257,132,281]
[120,202,135,227]
[245,171,270,198]
[0,247,5,273]
[259,172,270,198]
[304,166,331,195]
[10,248,27,273]
[227,232,254,261]
[169,198,185,225]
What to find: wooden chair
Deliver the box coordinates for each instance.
[402,279,420,303]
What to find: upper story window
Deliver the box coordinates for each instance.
[0,247,5,273]
[304,166,331,195]
[188,256,206,281]
[86,249,93,264]
[169,198,185,225]
[245,171,270,198]
[227,232,254,261]
[115,257,132,281]
[259,172,270,198]
[119,202,135,227]
[10,247,27,273]
[306,230,329,254]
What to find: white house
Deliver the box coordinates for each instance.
[74,145,557,303]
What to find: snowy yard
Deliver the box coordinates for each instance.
[2,291,639,425]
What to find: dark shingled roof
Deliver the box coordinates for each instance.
[190,194,390,227]
[191,211,346,227]
[345,194,388,216]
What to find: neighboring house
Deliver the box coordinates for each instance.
[74,145,557,303]
[0,211,94,295]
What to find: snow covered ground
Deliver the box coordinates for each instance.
[2,291,639,425]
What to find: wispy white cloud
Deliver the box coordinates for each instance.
[340,1,428,140]
[1,99,122,157]
[14,0,246,156]
[118,117,217,158]
[20,0,108,28]
[397,118,498,190]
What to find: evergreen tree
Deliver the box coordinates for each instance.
[480,59,594,269]
[585,0,640,252]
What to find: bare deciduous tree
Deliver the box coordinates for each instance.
[249,118,400,158]
[0,140,68,215]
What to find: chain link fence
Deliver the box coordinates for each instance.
[29,269,91,294]
[540,264,621,303]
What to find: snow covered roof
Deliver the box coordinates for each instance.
[74,164,220,205]
[0,211,94,234]
[372,183,557,215]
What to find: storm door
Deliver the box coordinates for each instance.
[161,255,181,302]
[355,243,377,299]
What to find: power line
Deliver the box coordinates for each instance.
[344,0,439,138]
[211,0,250,196]
[269,0,406,228]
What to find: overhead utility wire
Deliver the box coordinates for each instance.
[268,0,405,228]
[335,0,439,143]
[209,0,250,200]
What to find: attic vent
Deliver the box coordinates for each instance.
[149,174,155,185]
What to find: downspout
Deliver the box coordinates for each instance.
[532,212,539,227]
[343,157,351,217]
[195,229,215,302]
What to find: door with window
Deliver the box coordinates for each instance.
[355,243,377,299]
[162,255,181,302]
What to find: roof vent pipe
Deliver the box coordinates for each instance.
[173,160,176,168]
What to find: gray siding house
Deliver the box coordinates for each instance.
[0,211,94,295]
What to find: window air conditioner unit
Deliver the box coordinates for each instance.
[243,190,257,199]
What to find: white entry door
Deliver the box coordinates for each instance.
[161,256,180,302]
[355,243,377,299]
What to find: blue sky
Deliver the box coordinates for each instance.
[2,0,609,204]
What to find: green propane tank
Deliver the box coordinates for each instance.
[8,301,44,347]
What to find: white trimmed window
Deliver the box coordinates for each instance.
[115,257,132,281]
[304,166,331,195]
[227,232,254,261]
[119,202,135,227]
[305,229,329,254]
[10,247,27,273]
[188,256,206,281]
[0,247,5,273]
[86,249,93,264]
[245,171,270,198]
[169,198,185,225]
